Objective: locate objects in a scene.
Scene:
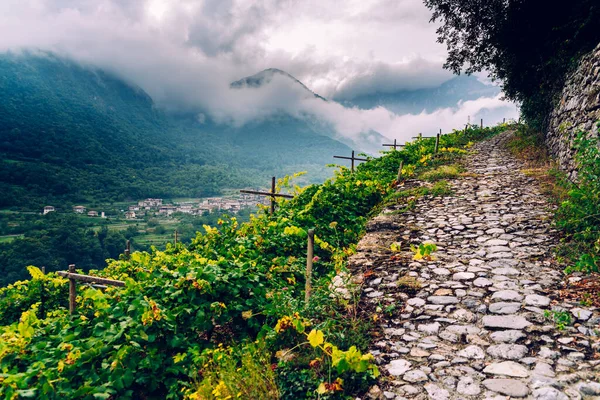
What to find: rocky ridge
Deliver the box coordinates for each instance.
[349,131,600,399]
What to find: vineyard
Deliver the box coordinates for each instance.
[0,124,508,399]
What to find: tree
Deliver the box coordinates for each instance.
[423,0,600,129]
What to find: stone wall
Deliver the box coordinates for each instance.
[546,43,600,180]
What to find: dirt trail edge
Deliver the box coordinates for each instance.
[349,131,600,400]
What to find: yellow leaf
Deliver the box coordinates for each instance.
[241,310,253,320]
[316,383,327,394]
[307,329,324,348]
[26,266,44,280]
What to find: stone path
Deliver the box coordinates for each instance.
[350,131,600,399]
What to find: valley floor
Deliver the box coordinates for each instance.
[351,131,600,399]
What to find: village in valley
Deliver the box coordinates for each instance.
[41,192,271,220]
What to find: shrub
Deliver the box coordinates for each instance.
[557,126,600,273]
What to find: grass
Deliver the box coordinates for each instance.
[383,180,453,215]
[506,125,551,167]
[506,124,570,205]
[135,233,175,246]
[397,275,422,295]
[418,164,462,181]
[0,235,24,244]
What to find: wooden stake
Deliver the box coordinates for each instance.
[57,271,126,287]
[434,133,440,154]
[240,177,293,216]
[382,139,404,150]
[481,118,483,129]
[397,161,404,182]
[68,264,76,315]
[503,117,506,123]
[305,229,314,305]
[174,229,178,245]
[333,152,368,172]
[270,176,276,215]
[40,266,46,319]
[124,240,131,260]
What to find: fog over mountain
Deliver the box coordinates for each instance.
[0,0,518,145]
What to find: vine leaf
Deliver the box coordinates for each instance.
[307,329,324,347]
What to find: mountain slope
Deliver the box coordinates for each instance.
[0,53,352,208]
[230,68,388,154]
[337,75,501,114]
[231,68,327,101]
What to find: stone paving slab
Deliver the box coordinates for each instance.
[349,131,600,400]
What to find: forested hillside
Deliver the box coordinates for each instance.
[0,53,351,209]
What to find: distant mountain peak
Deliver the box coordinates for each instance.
[230,68,327,101]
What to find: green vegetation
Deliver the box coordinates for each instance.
[556,127,600,273]
[544,309,572,331]
[424,0,600,129]
[0,210,252,288]
[506,122,599,292]
[0,213,132,287]
[410,242,438,261]
[0,124,505,399]
[418,164,462,181]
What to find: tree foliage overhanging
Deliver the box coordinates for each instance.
[423,0,600,129]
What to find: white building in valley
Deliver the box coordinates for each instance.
[43,206,55,215]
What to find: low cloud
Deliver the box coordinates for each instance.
[331,58,453,100]
[213,73,517,143]
[297,93,518,143]
[0,0,519,144]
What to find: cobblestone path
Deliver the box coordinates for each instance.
[350,131,600,399]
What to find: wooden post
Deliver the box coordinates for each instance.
[418,133,422,140]
[124,240,131,260]
[396,161,404,182]
[270,176,276,215]
[68,264,76,315]
[464,124,468,135]
[382,140,404,150]
[57,272,125,287]
[40,266,46,319]
[503,117,506,123]
[333,152,368,170]
[434,133,440,154]
[305,229,314,305]
[481,118,483,129]
[174,230,178,245]
[240,179,293,216]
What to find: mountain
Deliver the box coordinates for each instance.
[231,68,327,101]
[230,68,388,154]
[336,75,501,115]
[0,53,352,209]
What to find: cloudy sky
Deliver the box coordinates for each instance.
[0,0,518,142]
